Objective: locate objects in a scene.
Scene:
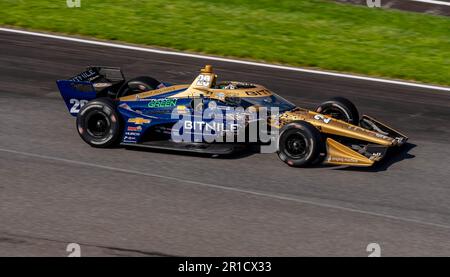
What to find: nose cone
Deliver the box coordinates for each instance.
[282,109,396,146]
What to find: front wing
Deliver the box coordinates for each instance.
[323,115,408,167]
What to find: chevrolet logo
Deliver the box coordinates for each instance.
[128,117,151,125]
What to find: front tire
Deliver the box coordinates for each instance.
[76,98,122,148]
[316,97,359,125]
[277,121,324,167]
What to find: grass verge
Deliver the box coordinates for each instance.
[1,0,449,86]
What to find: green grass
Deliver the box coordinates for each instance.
[1,0,449,85]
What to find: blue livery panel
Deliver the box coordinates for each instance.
[56,80,96,116]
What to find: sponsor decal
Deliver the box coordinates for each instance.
[70,69,97,82]
[170,104,279,153]
[127,126,142,132]
[176,105,187,111]
[128,117,151,125]
[93,82,111,88]
[348,125,394,141]
[329,157,359,163]
[148,98,178,108]
[348,125,377,134]
[375,133,392,140]
[70,83,93,92]
[125,132,141,136]
[183,121,239,133]
[245,89,271,96]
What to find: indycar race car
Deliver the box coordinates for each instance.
[57,65,407,167]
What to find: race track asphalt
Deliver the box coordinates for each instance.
[0,31,450,256]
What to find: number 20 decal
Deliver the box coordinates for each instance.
[70,99,88,114]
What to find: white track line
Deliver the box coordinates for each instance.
[410,0,450,6]
[2,147,450,231]
[0,27,449,92]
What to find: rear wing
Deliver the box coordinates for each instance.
[56,66,125,116]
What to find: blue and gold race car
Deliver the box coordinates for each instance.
[57,65,407,167]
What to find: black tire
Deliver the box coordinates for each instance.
[76,98,122,148]
[116,76,162,98]
[277,121,325,167]
[315,97,359,125]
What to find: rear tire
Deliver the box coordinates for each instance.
[277,121,325,167]
[316,97,359,125]
[116,76,162,98]
[76,98,122,148]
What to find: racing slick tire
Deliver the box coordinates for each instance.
[116,76,162,98]
[277,121,325,167]
[315,97,359,125]
[76,98,123,148]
